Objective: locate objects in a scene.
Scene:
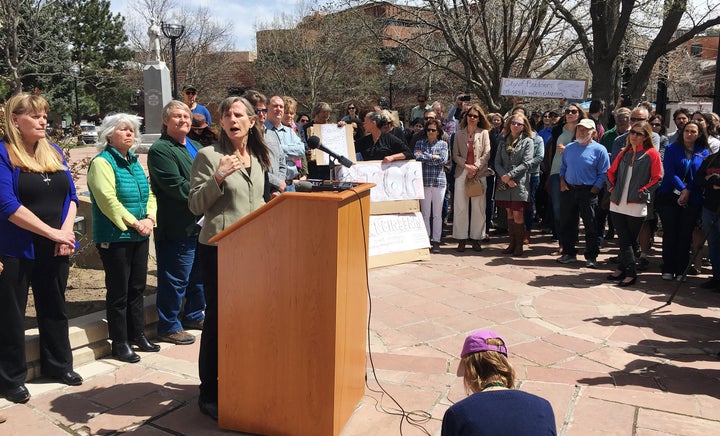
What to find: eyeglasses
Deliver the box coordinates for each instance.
[510,121,524,127]
[630,117,647,122]
[565,109,579,115]
[466,113,479,119]
[629,130,646,137]
[255,108,268,114]
[426,128,438,132]
[650,123,662,127]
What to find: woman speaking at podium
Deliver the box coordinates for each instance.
[189,96,271,420]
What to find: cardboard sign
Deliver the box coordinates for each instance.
[336,160,424,202]
[368,212,429,257]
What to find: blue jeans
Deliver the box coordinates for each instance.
[524,174,540,231]
[155,236,205,335]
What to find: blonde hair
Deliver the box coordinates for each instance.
[460,337,515,394]
[3,93,64,172]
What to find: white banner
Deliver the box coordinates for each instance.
[500,78,587,100]
[336,160,424,202]
[368,212,429,257]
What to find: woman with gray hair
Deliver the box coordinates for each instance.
[357,110,412,162]
[87,113,160,364]
[189,96,271,420]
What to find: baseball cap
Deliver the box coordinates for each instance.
[460,330,508,358]
[577,119,596,130]
[182,84,197,93]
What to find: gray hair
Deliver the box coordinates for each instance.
[160,100,191,134]
[97,113,143,152]
[311,102,332,119]
[366,110,391,129]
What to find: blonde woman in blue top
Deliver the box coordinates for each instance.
[0,94,81,404]
[415,118,449,253]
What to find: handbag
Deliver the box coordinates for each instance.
[465,174,485,197]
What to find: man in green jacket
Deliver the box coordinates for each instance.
[147,100,205,345]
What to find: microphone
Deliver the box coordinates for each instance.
[307,136,353,168]
[295,180,313,192]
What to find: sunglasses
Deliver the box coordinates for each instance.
[629,130,646,137]
[184,91,197,95]
[299,118,309,123]
[650,123,662,127]
[348,106,356,110]
[466,113,479,119]
[630,117,647,122]
[426,128,438,132]
[565,109,579,115]
[255,108,268,114]
[510,121,524,127]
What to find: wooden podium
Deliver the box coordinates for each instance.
[209,183,373,435]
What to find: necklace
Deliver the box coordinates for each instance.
[40,172,51,185]
[481,381,506,391]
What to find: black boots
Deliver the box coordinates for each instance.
[131,335,161,352]
[112,342,140,363]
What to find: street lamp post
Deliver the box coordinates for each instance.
[161,20,185,99]
[69,65,80,125]
[386,64,396,109]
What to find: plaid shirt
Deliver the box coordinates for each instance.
[414,138,448,188]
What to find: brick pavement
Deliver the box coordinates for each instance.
[2,147,719,435]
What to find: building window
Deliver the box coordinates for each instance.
[690,43,702,57]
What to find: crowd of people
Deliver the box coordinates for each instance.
[2,86,720,432]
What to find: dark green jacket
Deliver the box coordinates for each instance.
[147,133,201,241]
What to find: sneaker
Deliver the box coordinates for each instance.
[430,241,441,254]
[182,319,205,331]
[661,273,674,281]
[557,254,577,264]
[585,259,598,269]
[157,330,196,345]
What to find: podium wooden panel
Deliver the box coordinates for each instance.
[210,183,373,435]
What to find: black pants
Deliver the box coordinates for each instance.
[611,211,644,277]
[0,246,72,390]
[97,240,149,343]
[559,185,601,260]
[197,243,218,403]
[657,193,700,276]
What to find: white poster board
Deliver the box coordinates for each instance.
[369,212,429,257]
[500,78,587,100]
[336,160,424,202]
[308,124,355,166]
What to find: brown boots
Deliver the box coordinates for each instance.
[502,221,525,256]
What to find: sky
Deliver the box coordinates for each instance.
[109,0,315,51]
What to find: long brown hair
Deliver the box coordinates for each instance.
[217,96,271,170]
[3,93,64,172]
[460,103,492,130]
[622,121,654,154]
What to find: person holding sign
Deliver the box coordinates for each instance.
[452,104,492,252]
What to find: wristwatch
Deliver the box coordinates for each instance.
[215,169,226,179]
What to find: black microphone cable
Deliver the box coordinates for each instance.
[349,187,433,436]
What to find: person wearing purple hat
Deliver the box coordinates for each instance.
[442,330,556,435]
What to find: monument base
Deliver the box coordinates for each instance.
[143,62,172,135]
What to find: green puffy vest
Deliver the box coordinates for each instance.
[90,146,150,243]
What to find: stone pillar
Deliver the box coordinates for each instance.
[143,61,172,135]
